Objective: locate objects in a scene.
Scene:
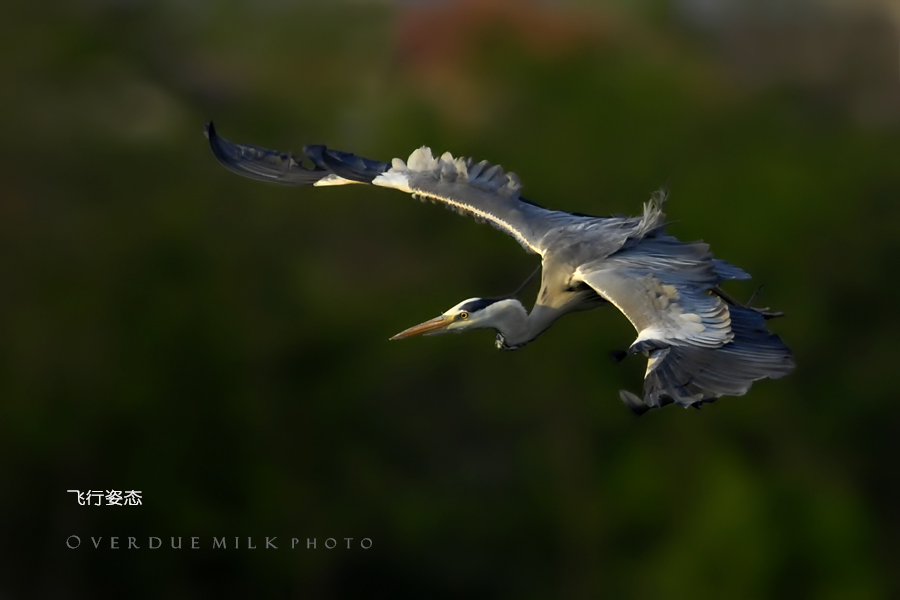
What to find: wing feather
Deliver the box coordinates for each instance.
[205,123,590,255]
[205,122,388,186]
[574,237,734,351]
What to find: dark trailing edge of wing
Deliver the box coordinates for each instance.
[205,122,323,185]
[317,147,390,184]
[635,305,793,412]
[204,122,390,186]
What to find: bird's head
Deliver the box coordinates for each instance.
[389,297,528,343]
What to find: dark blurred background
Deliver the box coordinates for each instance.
[2,0,899,597]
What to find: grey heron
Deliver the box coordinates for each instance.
[205,122,793,414]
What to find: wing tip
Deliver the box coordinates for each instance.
[205,120,235,166]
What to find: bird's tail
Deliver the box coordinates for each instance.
[621,306,794,413]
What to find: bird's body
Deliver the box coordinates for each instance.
[206,123,793,413]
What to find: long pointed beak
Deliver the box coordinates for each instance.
[389,315,452,340]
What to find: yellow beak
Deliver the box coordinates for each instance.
[389,315,453,340]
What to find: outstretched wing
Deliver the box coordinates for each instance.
[205,122,580,255]
[573,235,792,409]
[620,306,794,410]
[205,122,389,187]
[573,236,734,352]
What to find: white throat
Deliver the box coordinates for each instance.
[480,300,529,344]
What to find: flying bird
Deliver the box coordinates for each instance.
[205,122,793,414]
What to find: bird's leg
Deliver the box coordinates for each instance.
[507,264,542,299]
[712,286,784,320]
[746,284,763,308]
[712,286,742,307]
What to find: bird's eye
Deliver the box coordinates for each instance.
[459,312,469,320]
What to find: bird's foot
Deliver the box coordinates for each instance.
[745,285,784,319]
[713,285,785,320]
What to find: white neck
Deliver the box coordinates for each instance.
[480,300,559,349]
